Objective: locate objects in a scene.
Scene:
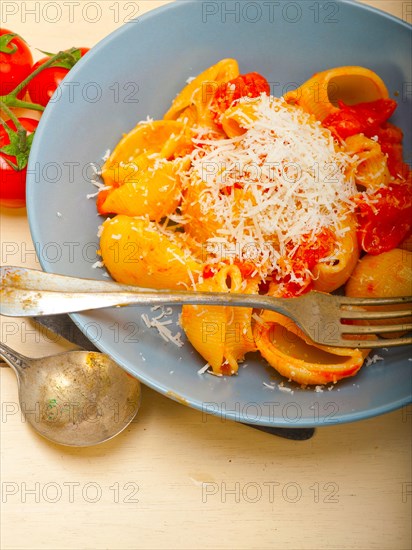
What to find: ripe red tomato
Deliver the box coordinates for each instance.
[355,183,412,254]
[269,229,336,298]
[0,29,33,96]
[0,117,38,208]
[213,72,270,113]
[27,47,89,107]
[27,59,69,106]
[323,99,397,140]
[377,123,410,180]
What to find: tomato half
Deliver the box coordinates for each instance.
[355,183,412,254]
[27,47,89,107]
[0,117,38,208]
[0,29,33,96]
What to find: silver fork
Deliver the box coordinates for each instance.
[1,266,411,349]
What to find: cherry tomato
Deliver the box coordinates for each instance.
[0,117,38,208]
[355,183,412,254]
[0,29,33,96]
[263,231,335,298]
[270,229,336,297]
[377,123,410,180]
[220,182,242,195]
[233,261,256,279]
[323,98,397,140]
[203,265,217,279]
[27,47,89,107]
[213,72,270,113]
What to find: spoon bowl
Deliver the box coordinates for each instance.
[0,344,141,446]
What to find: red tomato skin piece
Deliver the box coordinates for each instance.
[0,118,38,208]
[213,72,270,113]
[356,184,412,255]
[323,99,397,140]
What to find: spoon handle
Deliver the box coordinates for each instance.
[0,342,30,374]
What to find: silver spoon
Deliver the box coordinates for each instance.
[0,342,141,447]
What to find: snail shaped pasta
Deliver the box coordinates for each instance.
[284,65,389,121]
[164,58,239,129]
[344,134,391,190]
[99,215,202,289]
[181,265,258,375]
[253,311,370,386]
[346,249,412,338]
[98,120,193,219]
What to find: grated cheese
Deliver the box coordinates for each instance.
[183,95,357,282]
[141,311,184,347]
[365,354,384,367]
[197,363,210,375]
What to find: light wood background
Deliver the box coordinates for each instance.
[1,2,411,549]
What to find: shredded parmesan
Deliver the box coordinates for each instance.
[141,310,184,347]
[182,95,357,282]
[365,354,384,366]
[198,363,210,375]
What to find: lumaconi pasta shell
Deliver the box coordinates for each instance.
[284,66,389,121]
[346,248,412,297]
[220,102,257,137]
[164,58,239,121]
[346,249,412,337]
[100,215,202,289]
[181,177,223,243]
[99,160,181,221]
[102,121,189,186]
[312,216,359,293]
[181,265,257,375]
[345,134,390,189]
[254,311,369,386]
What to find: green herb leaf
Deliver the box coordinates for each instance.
[0,120,35,171]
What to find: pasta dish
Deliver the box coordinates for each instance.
[95,60,412,386]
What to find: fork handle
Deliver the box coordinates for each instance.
[0,284,298,319]
[0,265,299,319]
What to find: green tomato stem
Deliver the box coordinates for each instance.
[0,102,25,132]
[0,96,45,111]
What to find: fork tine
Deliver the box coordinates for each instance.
[341,308,412,320]
[339,295,412,306]
[341,323,412,334]
[339,336,412,348]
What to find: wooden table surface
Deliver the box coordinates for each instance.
[1,1,411,549]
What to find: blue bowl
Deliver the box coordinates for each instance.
[27,0,412,426]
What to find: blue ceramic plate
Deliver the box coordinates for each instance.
[27,0,412,426]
